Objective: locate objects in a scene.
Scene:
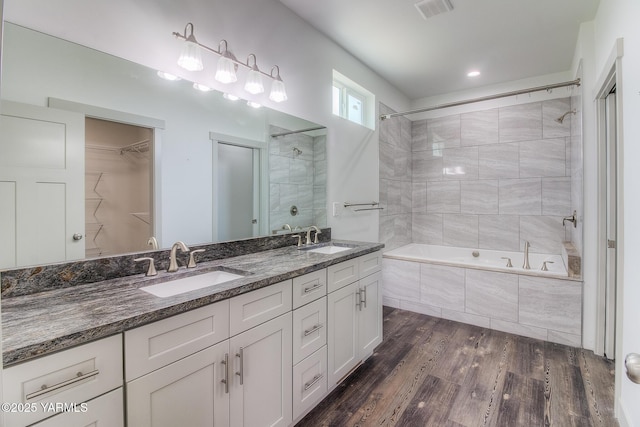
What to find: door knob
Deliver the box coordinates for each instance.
[625,353,640,384]
[72,233,83,241]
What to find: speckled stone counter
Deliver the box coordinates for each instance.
[1,238,383,366]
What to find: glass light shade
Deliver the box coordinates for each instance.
[244,69,264,94]
[215,56,238,84]
[193,83,213,92]
[177,41,203,71]
[157,71,181,81]
[223,93,240,101]
[269,78,288,102]
[247,100,262,109]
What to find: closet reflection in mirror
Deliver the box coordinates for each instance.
[0,22,327,268]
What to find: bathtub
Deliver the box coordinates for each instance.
[382,243,582,347]
[383,243,568,277]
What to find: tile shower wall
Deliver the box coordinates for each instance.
[411,98,575,254]
[269,126,327,232]
[379,103,413,251]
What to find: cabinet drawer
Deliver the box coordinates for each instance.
[3,334,123,427]
[292,269,326,309]
[293,297,327,364]
[359,251,382,278]
[293,346,327,421]
[230,280,292,336]
[31,388,124,427]
[125,300,230,381]
[327,258,358,293]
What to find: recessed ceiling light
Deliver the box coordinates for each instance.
[157,71,181,81]
[467,70,481,77]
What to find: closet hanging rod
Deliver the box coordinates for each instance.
[380,78,581,120]
[270,126,326,138]
[120,139,150,154]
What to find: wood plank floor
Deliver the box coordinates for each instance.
[297,307,618,427]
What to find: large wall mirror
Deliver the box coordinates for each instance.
[0,23,327,269]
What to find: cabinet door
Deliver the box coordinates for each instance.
[127,341,230,427]
[229,312,292,427]
[358,271,383,358]
[327,281,359,388]
[31,388,124,427]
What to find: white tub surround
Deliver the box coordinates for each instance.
[382,244,583,347]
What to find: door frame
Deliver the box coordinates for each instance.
[594,38,624,408]
[48,98,165,246]
[210,132,268,242]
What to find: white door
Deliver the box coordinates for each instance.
[358,271,383,358]
[327,281,359,387]
[126,341,230,427]
[605,90,617,359]
[229,313,292,427]
[0,101,84,268]
[217,143,259,241]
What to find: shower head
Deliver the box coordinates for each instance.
[555,110,576,124]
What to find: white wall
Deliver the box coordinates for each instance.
[3,0,410,244]
[588,0,640,425]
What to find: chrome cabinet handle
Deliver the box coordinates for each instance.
[26,370,100,401]
[72,233,83,241]
[235,348,244,385]
[304,324,324,336]
[360,288,367,308]
[221,353,229,393]
[304,374,323,391]
[303,283,323,294]
[356,290,362,311]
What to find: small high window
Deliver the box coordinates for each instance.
[332,70,375,130]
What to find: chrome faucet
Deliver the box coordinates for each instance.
[147,236,159,250]
[523,241,531,270]
[306,226,321,245]
[168,241,190,272]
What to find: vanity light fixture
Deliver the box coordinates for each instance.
[214,40,238,84]
[269,66,288,102]
[223,93,240,101]
[177,23,204,71]
[193,83,213,92]
[173,22,287,102]
[244,54,264,94]
[157,71,181,81]
[247,100,262,109]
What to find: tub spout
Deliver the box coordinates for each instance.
[523,241,531,270]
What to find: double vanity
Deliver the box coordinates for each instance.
[1,232,384,426]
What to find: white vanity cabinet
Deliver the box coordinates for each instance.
[327,251,382,388]
[125,301,231,427]
[3,334,123,427]
[125,280,293,427]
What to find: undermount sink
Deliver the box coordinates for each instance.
[300,244,354,255]
[140,269,245,298]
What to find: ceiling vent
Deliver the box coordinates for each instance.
[414,0,454,20]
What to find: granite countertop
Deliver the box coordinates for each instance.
[2,240,383,367]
